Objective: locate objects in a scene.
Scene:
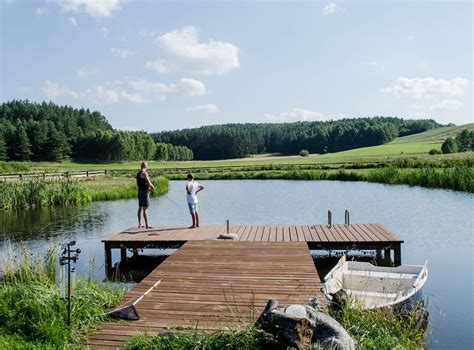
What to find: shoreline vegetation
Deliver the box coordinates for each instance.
[0,248,426,349]
[0,246,124,349]
[0,176,169,210]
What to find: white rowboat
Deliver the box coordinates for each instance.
[322,256,428,310]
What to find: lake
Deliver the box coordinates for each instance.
[1,180,472,349]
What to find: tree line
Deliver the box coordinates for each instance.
[440,129,474,154]
[154,117,441,160]
[0,100,193,162]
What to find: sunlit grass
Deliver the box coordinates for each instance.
[0,244,124,348]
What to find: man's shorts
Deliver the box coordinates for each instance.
[188,202,198,215]
[138,191,150,208]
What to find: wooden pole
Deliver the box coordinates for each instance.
[394,244,402,266]
[120,247,127,262]
[104,244,112,278]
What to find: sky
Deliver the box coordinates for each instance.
[1,0,472,132]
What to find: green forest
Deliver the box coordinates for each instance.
[1,100,441,162]
[0,100,192,162]
[154,117,441,160]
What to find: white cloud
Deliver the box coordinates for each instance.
[185,104,218,113]
[77,68,98,78]
[323,2,337,15]
[54,0,122,18]
[35,7,48,16]
[129,77,206,99]
[68,17,77,26]
[265,108,328,123]
[118,91,150,104]
[42,77,205,106]
[146,26,239,75]
[110,48,136,58]
[382,77,470,99]
[101,26,109,38]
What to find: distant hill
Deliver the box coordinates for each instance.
[318,123,474,159]
[154,117,441,160]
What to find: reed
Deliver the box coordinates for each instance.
[0,243,124,348]
[0,176,169,209]
[165,164,473,192]
[331,303,425,349]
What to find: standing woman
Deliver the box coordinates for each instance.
[137,161,155,229]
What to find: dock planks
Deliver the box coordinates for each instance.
[102,223,403,248]
[89,241,322,349]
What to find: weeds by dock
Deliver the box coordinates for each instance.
[0,244,124,349]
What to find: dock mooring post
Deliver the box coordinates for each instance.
[394,244,402,266]
[120,247,127,262]
[104,243,112,278]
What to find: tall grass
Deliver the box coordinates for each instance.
[125,303,426,350]
[125,327,261,350]
[165,164,473,192]
[331,303,425,349]
[0,176,169,209]
[0,178,90,209]
[0,243,124,349]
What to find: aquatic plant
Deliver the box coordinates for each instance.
[0,176,169,209]
[331,303,426,349]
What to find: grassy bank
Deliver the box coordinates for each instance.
[0,176,169,210]
[162,162,473,192]
[0,245,124,349]
[124,305,425,350]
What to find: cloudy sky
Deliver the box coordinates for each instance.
[1,0,472,131]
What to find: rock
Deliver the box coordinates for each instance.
[256,299,355,350]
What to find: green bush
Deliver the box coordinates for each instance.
[441,137,460,154]
[299,149,309,157]
[428,149,442,155]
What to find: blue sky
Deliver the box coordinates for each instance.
[1,0,472,131]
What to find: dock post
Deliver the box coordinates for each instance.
[104,244,112,278]
[120,247,127,262]
[394,244,402,266]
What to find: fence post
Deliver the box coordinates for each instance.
[86,171,89,177]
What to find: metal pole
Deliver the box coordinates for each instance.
[226,220,229,234]
[345,210,350,226]
[67,242,71,326]
[327,210,332,228]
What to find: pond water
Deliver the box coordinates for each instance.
[0,180,472,349]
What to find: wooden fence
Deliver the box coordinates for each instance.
[0,170,107,182]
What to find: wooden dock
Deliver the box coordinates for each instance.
[90,240,323,349]
[103,223,404,273]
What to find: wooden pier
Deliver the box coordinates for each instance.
[90,240,323,349]
[103,223,403,274]
[91,223,403,348]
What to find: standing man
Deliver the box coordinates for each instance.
[137,161,155,229]
[186,173,204,228]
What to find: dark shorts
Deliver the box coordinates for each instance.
[138,191,149,208]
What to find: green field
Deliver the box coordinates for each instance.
[0,123,472,174]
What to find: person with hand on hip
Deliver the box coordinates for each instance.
[186,173,204,228]
[136,161,154,229]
